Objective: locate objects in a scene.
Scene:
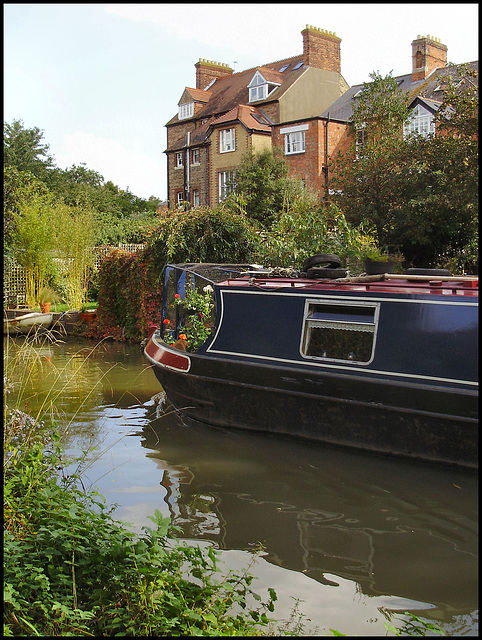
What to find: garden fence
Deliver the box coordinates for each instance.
[3,244,146,307]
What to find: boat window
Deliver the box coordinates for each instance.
[301,301,379,364]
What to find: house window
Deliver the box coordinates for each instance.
[192,189,200,206]
[178,102,194,120]
[285,131,305,154]
[280,123,309,155]
[355,125,366,157]
[219,128,235,153]
[403,104,435,138]
[248,70,279,103]
[176,191,185,205]
[175,152,183,168]
[301,300,379,364]
[218,170,236,201]
[191,148,200,164]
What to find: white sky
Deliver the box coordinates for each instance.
[4,3,479,200]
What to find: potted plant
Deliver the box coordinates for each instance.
[79,303,96,325]
[364,250,396,275]
[38,286,60,313]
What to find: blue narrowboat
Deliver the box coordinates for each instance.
[144,260,478,469]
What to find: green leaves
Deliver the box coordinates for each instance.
[4,419,280,636]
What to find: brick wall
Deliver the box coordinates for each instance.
[273,118,351,197]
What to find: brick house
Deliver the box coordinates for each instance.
[165,28,477,207]
[165,25,349,207]
[321,35,478,194]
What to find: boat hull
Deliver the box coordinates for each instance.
[3,312,53,335]
[145,337,477,469]
[144,263,478,470]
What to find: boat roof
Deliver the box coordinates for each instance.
[218,273,479,298]
[165,264,478,298]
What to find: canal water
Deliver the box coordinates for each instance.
[4,337,478,636]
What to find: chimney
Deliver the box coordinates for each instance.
[411,35,447,81]
[302,25,341,74]
[195,59,233,90]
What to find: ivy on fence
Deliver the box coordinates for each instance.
[86,248,162,342]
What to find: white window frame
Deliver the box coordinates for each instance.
[218,170,236,201]
[248,70,279,103]
[178,102,194,120]
[280,124,308,155]
[248,71,267,102]
[191,148,200,164]
[403,104,435,138]
[176,191,184,205]
[219,128,235,153]
[175,152,183,168]
[284,131,305,154]
[192,189,200,206]
[355,123,366,158]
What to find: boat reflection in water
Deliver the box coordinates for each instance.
[141,404,477,634]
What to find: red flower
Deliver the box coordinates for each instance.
[163,318,170,325]
[174,293,181,299]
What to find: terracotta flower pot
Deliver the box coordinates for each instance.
[79,311,96,324]
[40,302,52,313]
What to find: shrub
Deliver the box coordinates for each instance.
[146,205,260,267]
[259,200,379,273]
[87,249,163,342]
[3,414,278,636]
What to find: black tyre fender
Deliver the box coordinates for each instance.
[302,254,341,272]
[306,267,347,279]
[405,268,451,276]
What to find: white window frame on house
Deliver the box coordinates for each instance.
[219,128,235,153]
[175,152,183,168]
[280,124,309,155]
[403,104,435,138]
[218,170,236,201]
[191,148,200,164]
[192,189,200,206]
[178,102,194,120]
[176,191,185,205]
[248,70,280,103]
[355,124,366,158]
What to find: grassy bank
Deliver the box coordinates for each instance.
[3,409,283,636]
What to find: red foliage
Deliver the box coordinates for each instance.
[86,249,163,342]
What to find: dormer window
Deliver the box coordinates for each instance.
[248,71,280,103]
[403,104,435,138]
[179,102,194,120]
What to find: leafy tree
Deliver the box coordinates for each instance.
[330,72,411,251]
[52,202,97,309]
[229,148,292,228]
[3,166,50,252]
[330,69,478,270]
[3,119,55,181]
[10,193,56,307]
[49,164,161,244]
[146,205,260,269]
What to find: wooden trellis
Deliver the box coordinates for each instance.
[3,244,146,306]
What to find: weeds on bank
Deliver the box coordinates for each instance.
[3,336,284,636]
[3,414,281,636]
